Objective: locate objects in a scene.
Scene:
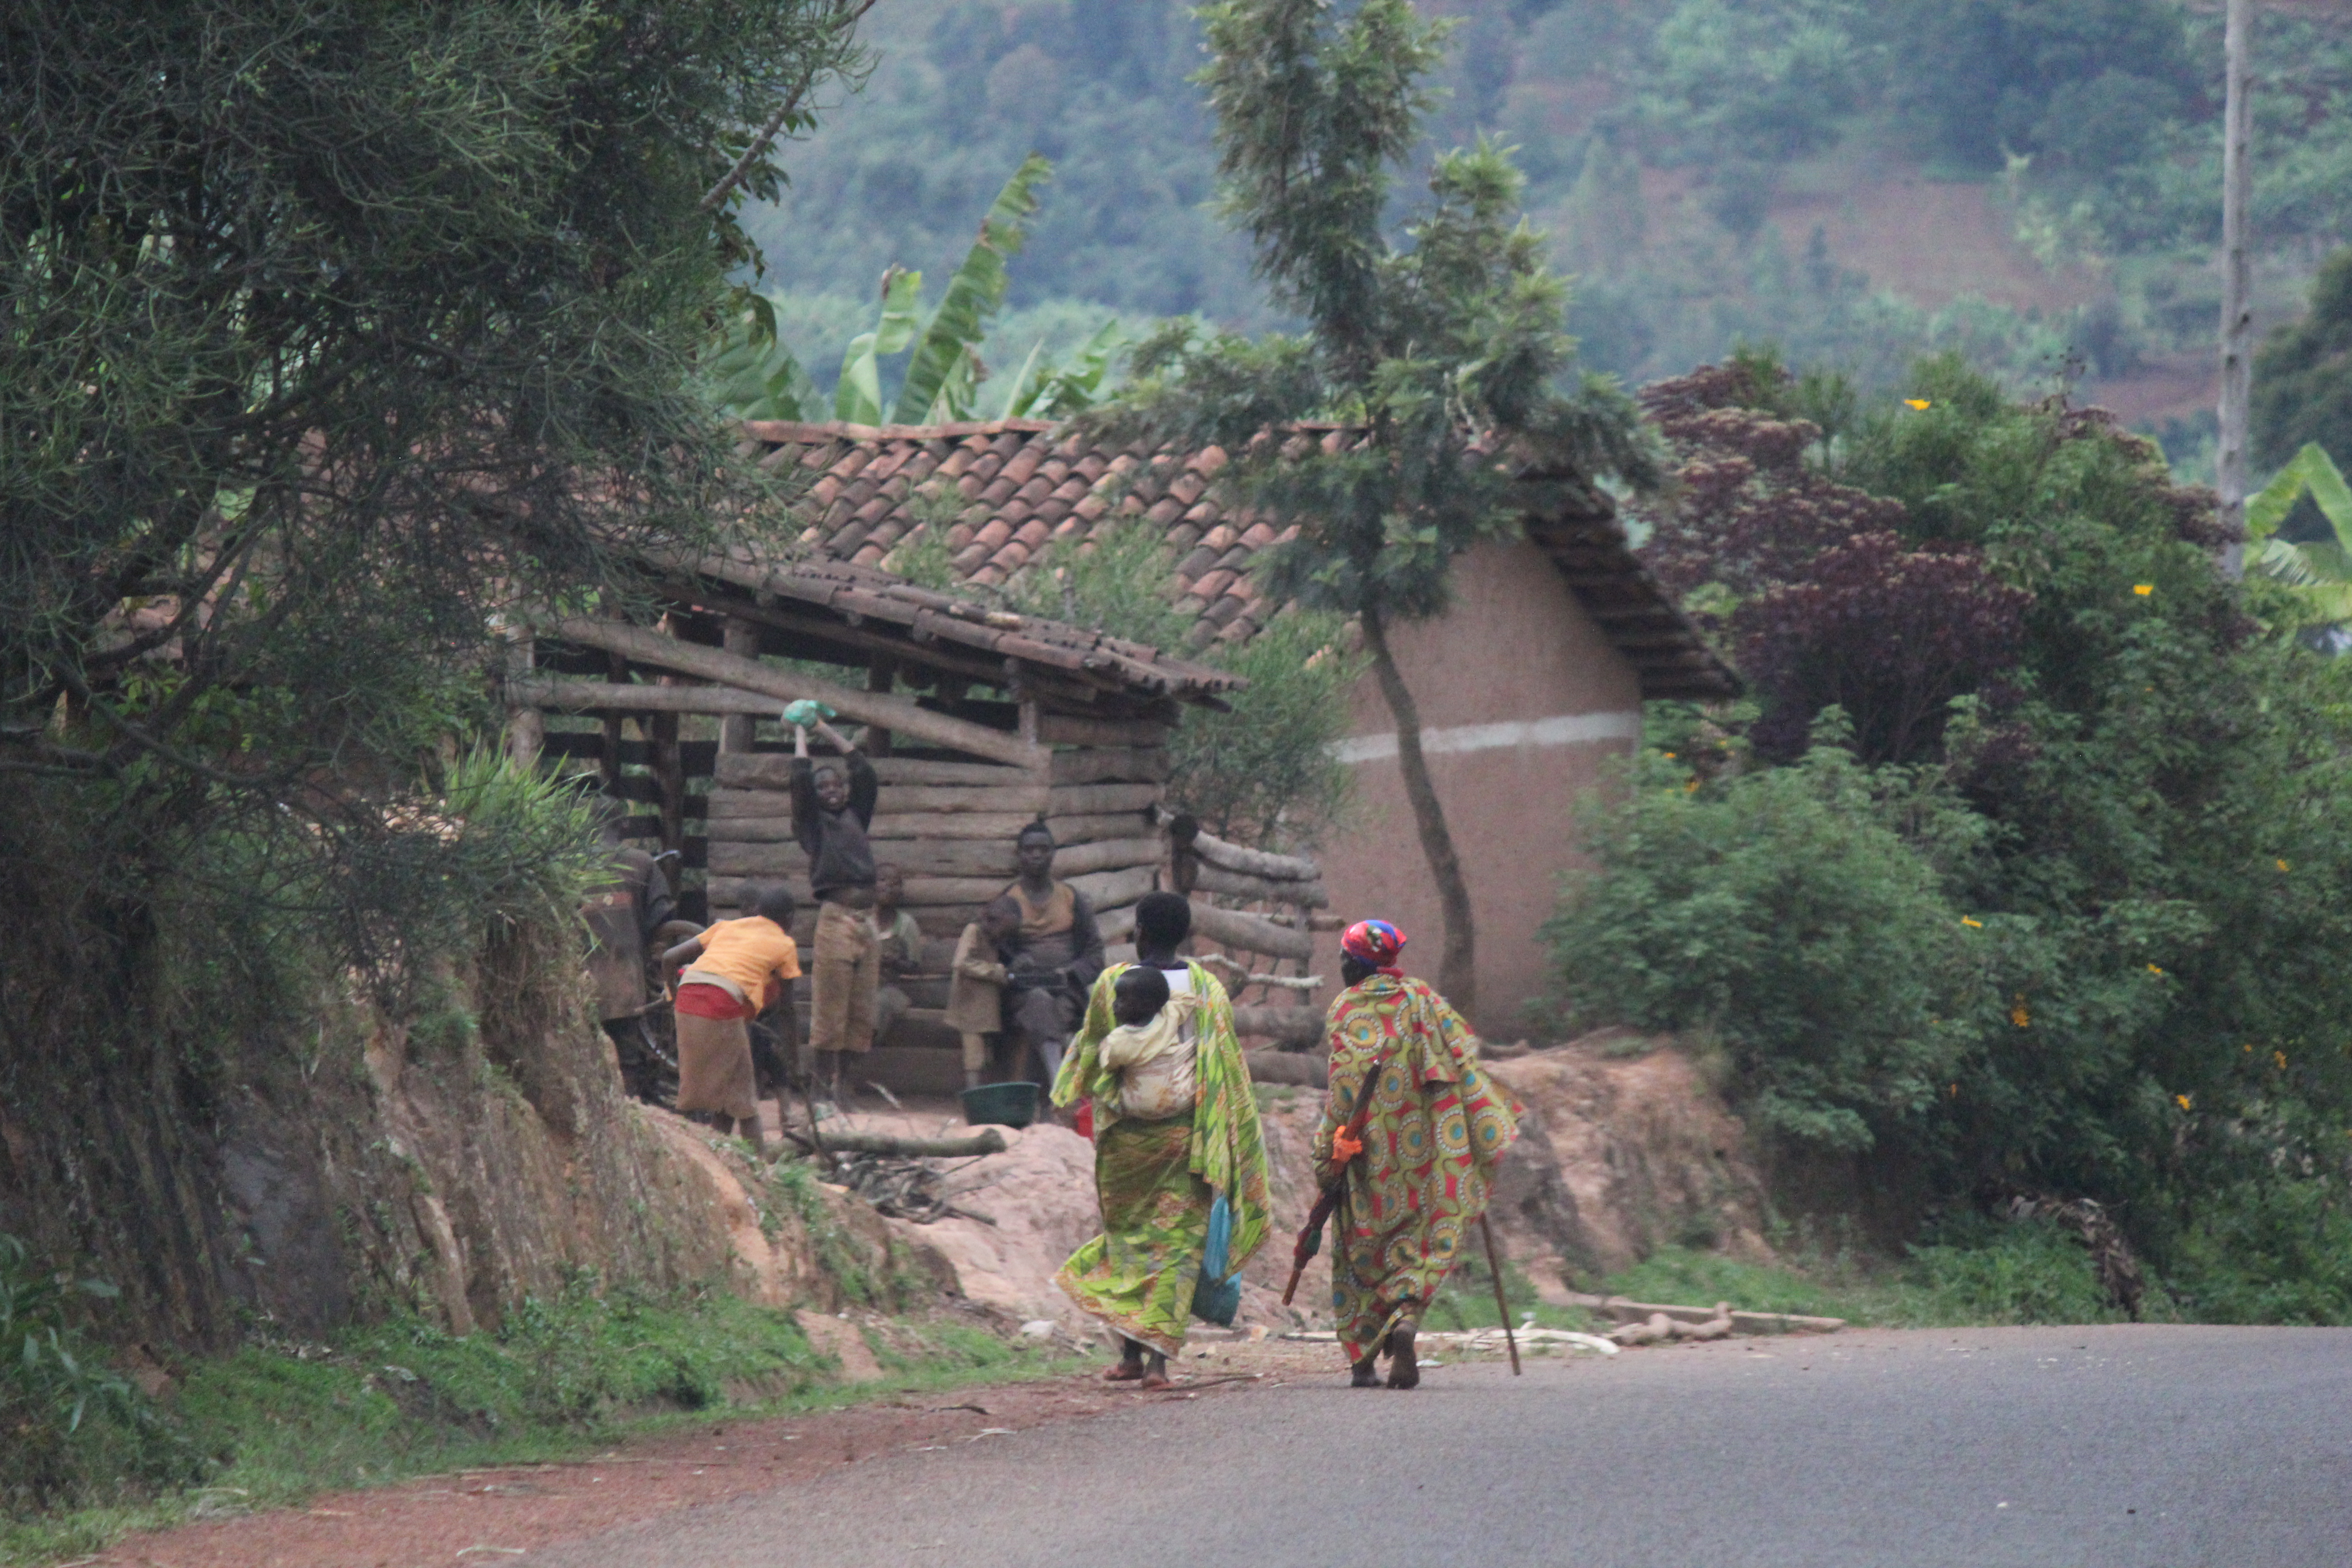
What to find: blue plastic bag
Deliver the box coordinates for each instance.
[1190,1193,1240,1326]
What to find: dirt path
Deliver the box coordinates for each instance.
[79,1342,1341,1568]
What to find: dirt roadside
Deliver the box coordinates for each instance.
[77,1341,1344,1568]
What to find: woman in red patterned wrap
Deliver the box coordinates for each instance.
[1313,919,1521,1388]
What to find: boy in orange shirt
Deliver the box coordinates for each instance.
[662,884,801,1155]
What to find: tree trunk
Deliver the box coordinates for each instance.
[2217,0,2254,577]
[1359,611,1476,1022]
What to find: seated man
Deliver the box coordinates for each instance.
[869,864,926,1051]
[997,821,1104,1089]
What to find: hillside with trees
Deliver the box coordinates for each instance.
[747,0,2352,474]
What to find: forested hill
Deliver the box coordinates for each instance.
[748,0,2352,466]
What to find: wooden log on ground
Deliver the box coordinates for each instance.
[1187,862,1330,909]
[794,1127,1007,1158]
[1245,1049,1328,1087]
[547,616,1049,771]
[1233,1006,1324,1047]
[1187,901,1315,962]
[1049,748,1172,786]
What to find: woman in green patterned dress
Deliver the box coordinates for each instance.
[1314,919,1520,1389]
[1050,893,1270,1389]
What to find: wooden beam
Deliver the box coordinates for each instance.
[1188,901,1315,962]
[546,616,1049,771]
[513,678,794,715]
[1189,862,1330,909]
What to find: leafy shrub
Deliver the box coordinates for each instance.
[0,1235,200,1517]
[1546,737,1988,1153]
[1903,1216,2122,1325]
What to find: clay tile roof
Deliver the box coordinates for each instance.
[731,417,1736,700]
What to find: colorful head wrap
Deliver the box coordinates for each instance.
[1340,918,1406,975]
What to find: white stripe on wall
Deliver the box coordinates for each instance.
[1331,710,1644,764]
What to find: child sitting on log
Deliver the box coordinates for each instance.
[946,896,1022,1090]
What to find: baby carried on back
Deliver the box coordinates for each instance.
[1097,965,1200,1121]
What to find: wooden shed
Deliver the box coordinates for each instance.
[503,551,1320,1091]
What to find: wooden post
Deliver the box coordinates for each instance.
[865,657,895,757]
[2217,0,2254,578]
[720,616,760,755]
[601,652,628,797]
[652,705,685,859]
[505,632,543,769]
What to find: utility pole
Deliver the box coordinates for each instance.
[2217,0,2254,577]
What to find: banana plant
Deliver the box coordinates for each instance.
[704,154,1121,426]
[2247,442,2352,625]
[886,153,1053,424]
[999,318,1124,419]
[705,291,821,421]
[834,264,926,423]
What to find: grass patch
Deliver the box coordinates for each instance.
[1416,1215,2138,1342]
[1561,1220,2132,1331]
[0,1276,1080,1567]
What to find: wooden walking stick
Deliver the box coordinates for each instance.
[1281,1046,1396,1307]
[1479,1213,1522,1376]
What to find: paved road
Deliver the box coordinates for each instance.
[540,1326,2352,1568]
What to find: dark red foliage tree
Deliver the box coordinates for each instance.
[1737,532,2034,764]
[1636,363,1907,611]
[1634,358,2036,764]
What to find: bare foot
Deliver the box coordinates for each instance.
[1385,1324,1420,1390]
[1103,1362,1146,1382]
[1138,1372,1172,1391]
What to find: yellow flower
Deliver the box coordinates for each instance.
[1686,779,1700,793]
[2010,995,2031,1028]
[2146,963,2165,975]
[1904,398,1931,410]
[2275,1050,2289,1072]
[2244,1043,2255,1053]
[1662,751,1677,759]
[2176,1093,2193,1111]
[1948,1083,1960,1098]
[1961,916,1984,928]
[2278,858,2291,872]
[2133,584,2154,596]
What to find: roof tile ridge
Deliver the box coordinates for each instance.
[732,417,1058,445]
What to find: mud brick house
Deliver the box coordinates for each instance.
[735,417,1734,1029]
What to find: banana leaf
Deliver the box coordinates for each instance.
[836,266,924,425]
[891,154,1052,425]
[2246,444,2352,625]
[1002,319,1123,420]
